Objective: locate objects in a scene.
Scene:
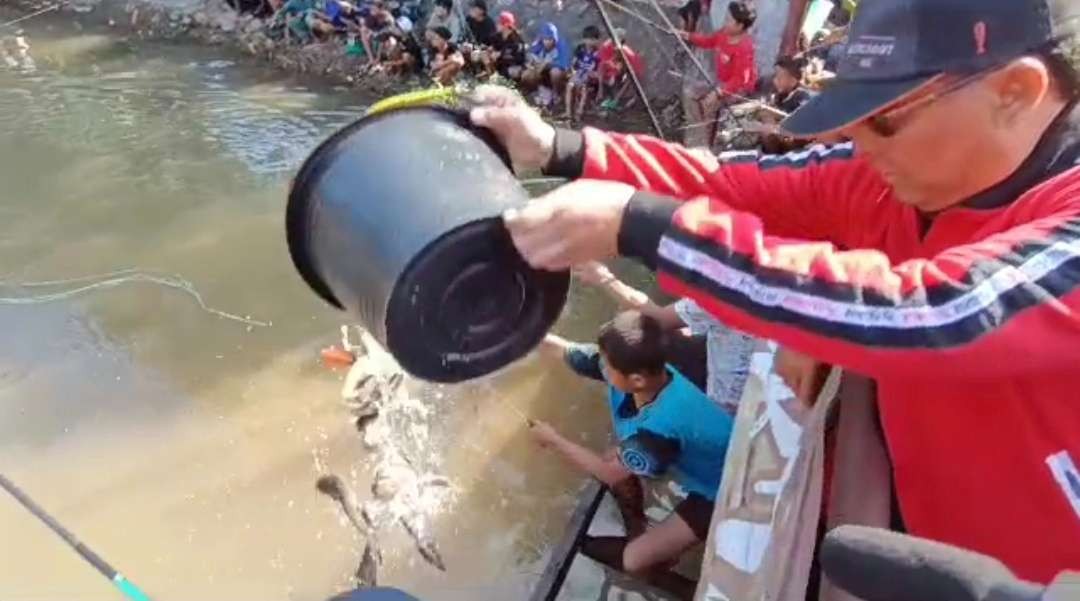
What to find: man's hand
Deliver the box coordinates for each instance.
[572,261,616,286]
[468,84,557,171]
[503,179,636,271]
[528,419,562,449]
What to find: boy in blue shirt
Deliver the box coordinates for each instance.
[563,25,602,122]
[533,310,733,598]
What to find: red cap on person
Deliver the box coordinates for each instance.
[498,11,516,29]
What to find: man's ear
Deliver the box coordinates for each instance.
[988,57,1052,127]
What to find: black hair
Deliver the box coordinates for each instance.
[432,26,453,41]
[775,55,807,81]
[596,311,667,376]
[470,0,487,13]
[727,1,756,30]
[434,0,452,9]
[1040,38,1080,100]
[582,25,601,40]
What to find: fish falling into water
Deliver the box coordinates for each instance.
[316,474,382,587]
[317,326,451,586]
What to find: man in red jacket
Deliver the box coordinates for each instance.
[470,0,1080,585]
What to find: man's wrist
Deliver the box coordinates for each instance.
[542,128,585,178]
[617,192,679,270]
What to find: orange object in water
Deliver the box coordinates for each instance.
[321,346,356,368]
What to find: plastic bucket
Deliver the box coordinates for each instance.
[286,106,569,383]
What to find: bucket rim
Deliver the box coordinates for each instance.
[285,104,515,311]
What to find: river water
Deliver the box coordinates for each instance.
[0,19,648,601]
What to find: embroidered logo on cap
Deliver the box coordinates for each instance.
[974,21,988,56]
[847,35,896,69]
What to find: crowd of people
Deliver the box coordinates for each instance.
[463,0,1080,597]
[227,0,659,119]
[227,0,849,144]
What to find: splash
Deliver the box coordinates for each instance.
[317,326,455,587]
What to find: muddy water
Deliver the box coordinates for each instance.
[0,21,649,601]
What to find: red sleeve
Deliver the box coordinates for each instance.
[574,129,1080,379]
[579,127,884,245]
[687,31,720,49]
[657,197,1080,380]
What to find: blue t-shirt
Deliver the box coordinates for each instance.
[565,344,733,500]
[572,43,600,73]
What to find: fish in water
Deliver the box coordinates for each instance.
[328,325,451,576]
[399,511,446,572]
[315,474,373,537]
[355,539,382,587]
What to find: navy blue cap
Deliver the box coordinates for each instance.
[783,0,1076,136]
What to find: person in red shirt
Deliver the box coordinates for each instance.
[679,1,757,147]
[595,28,646,111]
[470,0,1080,585]
[682,1,757,96]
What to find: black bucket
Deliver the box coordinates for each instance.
[286,106,570,383]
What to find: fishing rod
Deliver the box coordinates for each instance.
[590,0,666,139]
[0,473,154,601]
[0,4,60,28]
[661,68,789,119]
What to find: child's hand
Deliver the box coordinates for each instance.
[528,420,561,448]
[572,261,615,286]
[538,333,570,361]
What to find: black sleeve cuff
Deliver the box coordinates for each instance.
[618,192,678,270]
[542,128,585,178]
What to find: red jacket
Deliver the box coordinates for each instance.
[687,30,756,96]
[543,108,1080,583]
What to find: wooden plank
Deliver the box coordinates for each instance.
[529,479,606,601]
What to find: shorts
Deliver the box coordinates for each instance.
[538,64,566,87]
[571,68,599,87]
[677,0,703,23]
[663,332,708,393]
[674,492,714,541]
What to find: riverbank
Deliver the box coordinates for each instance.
[3,0,686,134]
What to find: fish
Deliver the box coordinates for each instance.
[354,411,380,436]
[419,475,451,489]
[355,539,382,587]
[343,373,379,405]
[315,474,372,537]
[399,512,446,572]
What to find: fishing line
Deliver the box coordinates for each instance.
[0,269,271,328]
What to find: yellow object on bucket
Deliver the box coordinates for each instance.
[365,86,460,116]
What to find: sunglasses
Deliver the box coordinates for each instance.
[864,68,996,138]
